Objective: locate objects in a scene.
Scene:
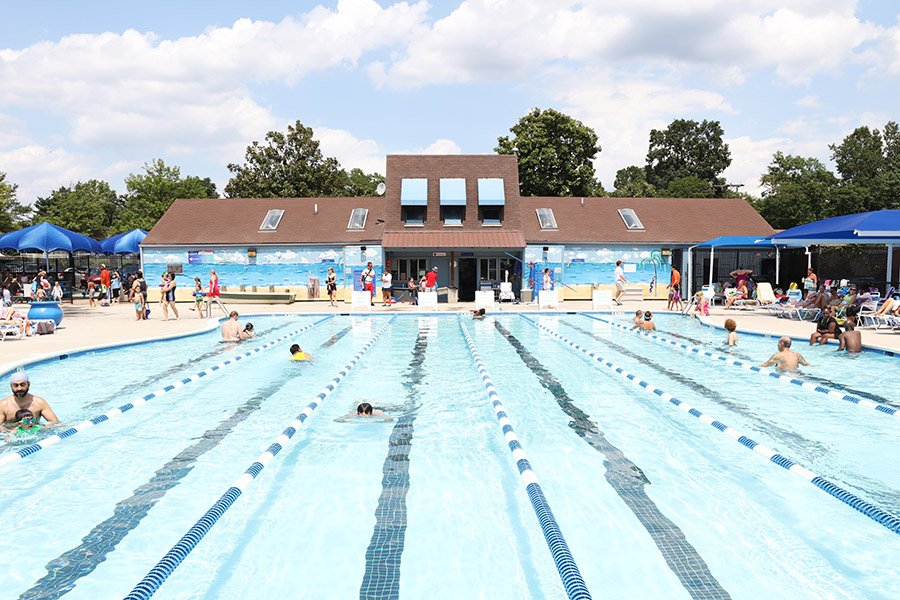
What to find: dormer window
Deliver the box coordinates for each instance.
[347,208,368,230]
[536,208,557,230]
[617,208,644,231]
[259,209,284,231]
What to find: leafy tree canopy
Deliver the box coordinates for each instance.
[612,165,656,197]
[645,119,731,195]
[828,121,900,213]
[495,108,603,196]
[225,120,348,198]
[33,179,121,238]
[0,172,31,233]
[116,159,217,231]
[750,152,838,229]
[663,175,714,198]
[336,168,385,197]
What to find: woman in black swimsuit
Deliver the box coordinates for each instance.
[326,267,337,307]
[162,272,180,321]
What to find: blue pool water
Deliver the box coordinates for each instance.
[1,313,898,599]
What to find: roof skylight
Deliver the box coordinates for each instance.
[617,208,644,231]
[259,209,285,231]
[347,208,369,230]
[535,208,558,230]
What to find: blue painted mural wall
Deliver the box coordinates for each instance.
[523,244,671,293]
[142,245,383,289]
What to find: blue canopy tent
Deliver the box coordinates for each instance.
[687,235,780,296]
[101,229,147,255]
[0,222,102,270]
[763,210,900,290]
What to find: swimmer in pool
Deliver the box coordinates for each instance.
[471,308,486,319]
[9,409,41,438]
[289,343,313,361]
[334,402,393,422]
[356,402,384,417]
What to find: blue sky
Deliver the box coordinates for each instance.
[1,0,898,202]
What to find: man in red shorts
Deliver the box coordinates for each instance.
[360,262,376,306]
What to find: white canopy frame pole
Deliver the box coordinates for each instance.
[805,246,812,270]
[887,243,894,294]
[708,247,715,289]
[775,246,780,286]
[686,246,694,297]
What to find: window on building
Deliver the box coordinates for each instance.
[391,258,428,287]
[535,208,557,229]
[617,208,645,231]
[479,206,503,226]
[479,258,499,283]
[347,208,368,230]
[403,206,426,226]
[259,209,284,231]
[441,206,465,226]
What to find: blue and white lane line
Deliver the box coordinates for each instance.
[583,314,899,419]
[123,316,396,600]
[457,317,592,600]
[0,315,334,470]
[520,315,900,536]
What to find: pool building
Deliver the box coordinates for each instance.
[142,154,774,302]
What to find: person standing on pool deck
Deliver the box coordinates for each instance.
[381,268,392,306]
[425,266,438,292]
[613,260,628,305]
[0,372,59,428]
[760,337,810,372]
[361,262,376,306]
[326,267,338,307]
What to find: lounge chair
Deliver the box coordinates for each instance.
[498,281,515,303]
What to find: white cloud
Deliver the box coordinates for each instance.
[795,94,821,108]
[393,138,463,155]
[0,145,94,202]
[313,127,384,174]
[722,136,789,196]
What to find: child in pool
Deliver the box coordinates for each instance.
[724,318,738,346]
[289,343,312,361]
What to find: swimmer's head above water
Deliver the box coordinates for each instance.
[290,344,301,355]
[357,402,374,416]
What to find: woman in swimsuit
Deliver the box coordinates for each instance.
[326,267,337,307]
[161,272,179,321]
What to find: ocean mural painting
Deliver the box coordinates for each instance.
[143,246,384,290]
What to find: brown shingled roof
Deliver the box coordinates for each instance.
[142,197,384,246]
[382,230,525,248]
[520,197,774,244]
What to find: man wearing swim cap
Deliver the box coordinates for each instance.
[1,372,59,428]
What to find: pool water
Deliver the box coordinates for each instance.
[1,313,897,599]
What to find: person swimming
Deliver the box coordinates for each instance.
[335,401,392,422]
[11,409,41,437]
[289,343,313,361]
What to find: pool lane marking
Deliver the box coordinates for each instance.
[493,321,731,600]
[457,317,592,600]
[520,315,900,536]
[123,316,397,600]
[360,325,429,599]
[0,316,334,470]
[582,314,899,419]
[20,325,354,599]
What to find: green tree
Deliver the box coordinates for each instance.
[225,120,346,198]
[612,165,656,197]
[495,108,603,196]
[663,175,714,198]
[336,168,385,196]
[116,159,217,231]
[645,119,731,195]
[751,152,838,229]
[0,172,31,232]
[33,179,121,238]
[828,121,900,213]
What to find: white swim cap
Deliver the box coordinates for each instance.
[10,371,29,384]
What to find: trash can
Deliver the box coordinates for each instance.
[520,289,532,303]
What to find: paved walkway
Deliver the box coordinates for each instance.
[2,297,898,371]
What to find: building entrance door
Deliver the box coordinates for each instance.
[458,258,477,301]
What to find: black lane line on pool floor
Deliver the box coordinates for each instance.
[359,326,428,600]
[568,321,900,512]
[494,321,731,600]
[22,325,353,600]
[563,321,830,456]
[83,319,301,411]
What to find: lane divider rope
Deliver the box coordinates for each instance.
[583,313,898,419]
[123,316,396,600]
[520,314,900,536]
[0,316,335,470]
[458,316,592,600]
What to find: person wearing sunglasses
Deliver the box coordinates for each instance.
[1,371,59,429]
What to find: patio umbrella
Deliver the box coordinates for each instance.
[101,229,148,255]
[0,222,102,271]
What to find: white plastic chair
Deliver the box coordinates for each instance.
[498,282,515,302]
[351,290,371,312]
[475,290,495,310]
[592,289,614,312]
[539,290,559,309]
[418,291,438,309]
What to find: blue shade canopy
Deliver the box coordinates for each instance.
[101,229,148,254]
[768,210,900,245]
[695,235,777,248]
[0,222,102,253]
[477,178,505,206]
[400,178,428,206]
[439,178,466,206]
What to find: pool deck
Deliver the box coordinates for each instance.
[2,298,898,370]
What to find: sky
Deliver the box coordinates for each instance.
[1,0,899,202]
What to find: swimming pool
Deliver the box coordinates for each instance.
[1,312,897,599]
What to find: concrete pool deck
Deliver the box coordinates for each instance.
[2,298,898,371]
